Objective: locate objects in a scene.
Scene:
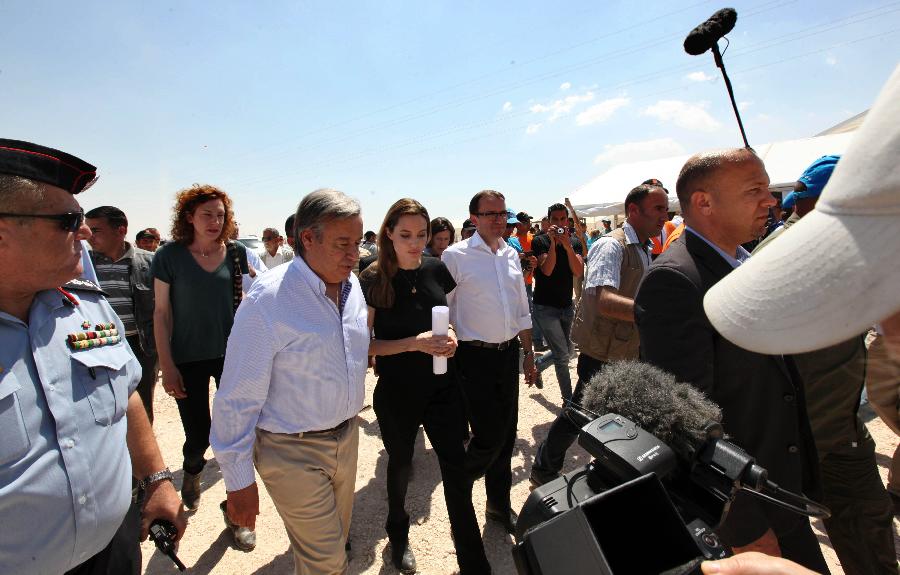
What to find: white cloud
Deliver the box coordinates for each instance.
[575,97,629,126]
[825,55,837,66]
[560,82,572,91]
[642,100,721,132]
[502,101,513,112]
[530,91,595,121]
[686,71,714,82]
[593,138,686,165]
[526,123,542,135]
[738,101,752,111]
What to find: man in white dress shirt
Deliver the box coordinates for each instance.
[211,189,368,574]
[258,227,294,268]
[442,189,538,536]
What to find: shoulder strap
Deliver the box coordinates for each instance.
[226,241,242,315]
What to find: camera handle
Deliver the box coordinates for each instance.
[738,482,831,520]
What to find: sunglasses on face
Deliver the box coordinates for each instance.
[262,236,278,241]
[0,209,85,232]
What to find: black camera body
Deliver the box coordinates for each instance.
[514,413,729,575]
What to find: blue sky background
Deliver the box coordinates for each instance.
[2,1,898,236]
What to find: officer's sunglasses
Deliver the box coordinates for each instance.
[0,209,85,232]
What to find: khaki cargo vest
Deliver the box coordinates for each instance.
[571,228,643,362]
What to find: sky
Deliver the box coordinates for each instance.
[2,0,898,238]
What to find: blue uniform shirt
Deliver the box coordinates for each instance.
[0,281,140,574]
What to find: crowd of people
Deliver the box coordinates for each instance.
[1,67,899,575]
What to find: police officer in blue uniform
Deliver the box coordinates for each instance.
[0,139,187,574]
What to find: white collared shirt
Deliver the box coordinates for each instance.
[210,255,369,492]
[442,231,532,343]
[258,246,294,269]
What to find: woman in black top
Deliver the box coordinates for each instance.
[360,199,490,575]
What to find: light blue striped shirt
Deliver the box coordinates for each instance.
[584,221,651,294]
[684,226,751,268]
[210,255,369,492]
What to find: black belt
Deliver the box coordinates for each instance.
[304,418,351,435]
[459,338,518,351]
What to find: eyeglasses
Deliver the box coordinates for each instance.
[262,236,278,241]
[474,211,509,220]
[0,209,85,232]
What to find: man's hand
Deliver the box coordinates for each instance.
[141,480,188,542]
[731,528,781,557]
[701,552,816,575]
[523,352,537,386]
[227,483,260,530]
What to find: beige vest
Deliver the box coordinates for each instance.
[571,228,643,362]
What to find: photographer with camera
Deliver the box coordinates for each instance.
[529,203,584,401]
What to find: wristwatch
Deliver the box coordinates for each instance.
[139,467,175,490]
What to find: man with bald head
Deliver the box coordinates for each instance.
[635,148,828,572]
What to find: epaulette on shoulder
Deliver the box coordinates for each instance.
[61,278,107,295]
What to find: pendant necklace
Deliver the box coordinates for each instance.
[400,267,420,294]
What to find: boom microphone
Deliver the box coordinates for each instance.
[684,8,737,55]
[580,360,721,463]
[578,360,830,519]
[682,7,749,147]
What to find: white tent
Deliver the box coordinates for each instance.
[570,131,858,217]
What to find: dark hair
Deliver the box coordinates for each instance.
[85,205,128,229]
[360,198,430,309]
[468,190,505,215]
[547,203,567,217]
[284,213,296,239]
[624,184,666,213]
[676,148,758,213]
[135,228,159,241]
[364,230,376,241]
[170,184,235,244]
[428,217,455,249]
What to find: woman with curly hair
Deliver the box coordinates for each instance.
[151,184,254,513]
[423,216,455,258]
[359,199,488,574]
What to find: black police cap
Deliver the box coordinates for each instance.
[0,138,97,194]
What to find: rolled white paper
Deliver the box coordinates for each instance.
[432,306,450,375]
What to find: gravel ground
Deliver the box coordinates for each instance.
[141,360,899,574]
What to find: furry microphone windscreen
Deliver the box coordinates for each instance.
[581,360,722,462]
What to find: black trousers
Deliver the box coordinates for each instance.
[126,334,157,424]
[65,499,141,575]
[175,357,224,475]
[456,341,520,513]
[819,433,897,575]
[532,353,605,476]
[374,372,490,574]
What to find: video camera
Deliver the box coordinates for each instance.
[513,409,829,575]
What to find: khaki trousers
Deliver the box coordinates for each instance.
[865,332,900,494]
[254,419,359,575]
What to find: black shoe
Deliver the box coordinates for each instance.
[181,471,201,511]
[534,343,548,352]
[529,469,560,488]
[485,507,518,535]
[391,543,417,574]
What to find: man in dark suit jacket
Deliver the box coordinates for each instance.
[634,148,828,573]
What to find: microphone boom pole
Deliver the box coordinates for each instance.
[684,7,750,147]
[711,42,749,148]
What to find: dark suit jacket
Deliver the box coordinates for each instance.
[635,231,820,546]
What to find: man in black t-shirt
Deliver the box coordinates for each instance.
[531,203,584,400]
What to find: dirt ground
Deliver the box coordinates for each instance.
[141,360,899,574]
